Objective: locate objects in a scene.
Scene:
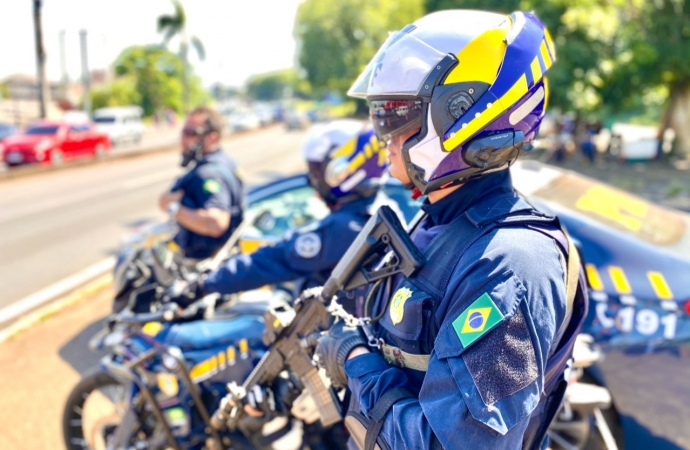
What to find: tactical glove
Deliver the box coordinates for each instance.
[315,320,368,389]
[165,278,206,308]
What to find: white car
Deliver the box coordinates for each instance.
[93,106,145,146]
[225,109,261,132]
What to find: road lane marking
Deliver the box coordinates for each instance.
[0,257,114,326]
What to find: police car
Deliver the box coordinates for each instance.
[243,164,690,450]
[514,160,689,450]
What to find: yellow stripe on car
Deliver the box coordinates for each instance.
[647,271,674,300]
[585,264,604,291]
[608,266,632,295]
[443,74,529,152]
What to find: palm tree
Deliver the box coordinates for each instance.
[157,0,205,113]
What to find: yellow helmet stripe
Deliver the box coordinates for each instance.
[530,56,543,85]
[540,41,553,69]
[544,28,557,61]
[331,137,357,158]
[442,74,529,151]
[443,25,510,86]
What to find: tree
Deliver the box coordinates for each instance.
[425,0,690,154]
[246,69,311,101]
[90,77,142,111]
[296,0,424,96]
[157,0,205,112]
[114,45,207,116]
[32,0,49,118]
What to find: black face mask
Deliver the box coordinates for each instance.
[181,137,205,168]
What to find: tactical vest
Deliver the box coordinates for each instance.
[345,193,588,450]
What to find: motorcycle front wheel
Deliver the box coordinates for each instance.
[62,370,130,450]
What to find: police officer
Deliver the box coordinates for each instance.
[159,107,244,261]
[171,119,391,309]
[314,10,588,450]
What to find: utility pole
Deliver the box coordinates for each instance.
[59,30,68,99]
[79,29,91,116]
[32,0,50,118]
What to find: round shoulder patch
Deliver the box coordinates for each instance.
[203,178,222,194]
[294,232,322,258]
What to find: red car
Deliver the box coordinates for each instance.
[1,120,111,166]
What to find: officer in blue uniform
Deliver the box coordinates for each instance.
[171,120,391,307]
[314,11,588,450]
[159,107,244,260]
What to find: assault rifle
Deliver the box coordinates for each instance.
[209,205,425,433]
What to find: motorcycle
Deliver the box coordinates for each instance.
[63,240,346,450]
[548,334,621,450]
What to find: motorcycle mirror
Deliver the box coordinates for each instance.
[253,210,276,231]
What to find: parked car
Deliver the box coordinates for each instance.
[224,108,261,132]
[93,106,144,146]
[0,122,17,141]
[1,121,111,166]
[511,160,690,450]
[283,109,310,130]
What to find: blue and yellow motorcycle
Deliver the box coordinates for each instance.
[62,229,346,450]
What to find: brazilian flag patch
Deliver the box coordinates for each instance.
[203,179,221,194]
[452,293,504,347]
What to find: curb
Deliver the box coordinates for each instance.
[0,273,112,344]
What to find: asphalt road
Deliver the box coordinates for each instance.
[0,126,308,311]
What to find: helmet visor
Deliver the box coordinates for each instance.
[370,100,423,141]
[348,31,447,99]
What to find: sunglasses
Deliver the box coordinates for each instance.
[182,127,205,137]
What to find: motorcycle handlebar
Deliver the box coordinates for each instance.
[116,304,179,324]
[114,294,217,326]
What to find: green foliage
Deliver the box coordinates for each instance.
[157,0,206,113]
[296,0,424,95]
[113,45,207,116]
[90,77,142,111]
[425,0,690,122]
[246,69,311,101]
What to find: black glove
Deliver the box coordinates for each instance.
[166,278,206,308]
[315,320,368,389]
[245,373,302,418]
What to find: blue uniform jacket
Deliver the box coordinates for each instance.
[203,197,374,296]
[344,170,568,449]
[171,149,244,259]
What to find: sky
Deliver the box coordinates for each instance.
[0,0,302,87]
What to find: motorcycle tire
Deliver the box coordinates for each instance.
[62,369,129,450]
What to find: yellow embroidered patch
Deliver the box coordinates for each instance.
[390,287,413,325]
